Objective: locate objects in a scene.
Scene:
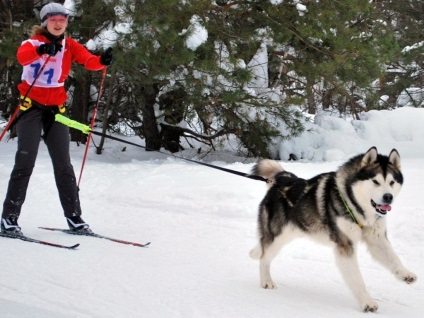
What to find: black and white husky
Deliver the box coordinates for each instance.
[250,147,416,312]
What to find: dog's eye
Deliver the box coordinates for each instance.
[372,180,380,185]
[390,181,395,186]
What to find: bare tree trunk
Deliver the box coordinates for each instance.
[141,84,161,151]
[70,69,91,143]
[96,69,116,154]
[159,87,186,153]
[306,81,316,114]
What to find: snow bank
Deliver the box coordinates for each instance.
[278,107,424,161]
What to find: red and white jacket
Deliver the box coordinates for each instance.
[17,34,105,105]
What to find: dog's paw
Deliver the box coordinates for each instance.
[261,280,277,289]
[402,272,417,284]
[358,294,378,313]
[396,270,417,284]
[361,298,378,313]
[249,245,261,260]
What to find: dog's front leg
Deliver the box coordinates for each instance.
[334,246,378,312]
[363,225,417,284]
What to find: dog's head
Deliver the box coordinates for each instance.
[352,147,403,219]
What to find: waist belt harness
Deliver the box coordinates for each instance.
[19,95,66,113]
[9,96,67,138]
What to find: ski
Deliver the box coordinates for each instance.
[0,232,79,250]
[39,227,151,248]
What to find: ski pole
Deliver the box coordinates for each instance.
[0,56,52,142]
[0,106,20,141]
[77,67,107,187]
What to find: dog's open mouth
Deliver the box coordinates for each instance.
[371,200,391,217]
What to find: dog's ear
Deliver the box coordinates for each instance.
[361,147,378,167]
[388,148,401,170]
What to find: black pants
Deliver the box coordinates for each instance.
[2,107,82,220]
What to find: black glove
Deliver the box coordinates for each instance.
[37,43,63,56]
[100,47,114,66]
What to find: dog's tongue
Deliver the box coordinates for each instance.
[378,204,392,212]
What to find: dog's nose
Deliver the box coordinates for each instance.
[383,193,393,203]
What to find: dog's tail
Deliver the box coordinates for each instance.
[251,159,284,186]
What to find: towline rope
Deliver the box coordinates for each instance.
[55,114,269,183]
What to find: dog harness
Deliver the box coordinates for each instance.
[338,189,363,228]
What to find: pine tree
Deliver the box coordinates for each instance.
[109,0,400,157]
[2,1,419,158]
[374,0,424,108]
[0,0,37,119]
[65,0,118,143]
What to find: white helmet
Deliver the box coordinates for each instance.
[40,3,69,27]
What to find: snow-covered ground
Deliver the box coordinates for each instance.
[0,108,423,317]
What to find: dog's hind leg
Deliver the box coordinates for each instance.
[334,246,378,312]
[259,243,280,289]
[258,228,298,289]
[249,239,273,286]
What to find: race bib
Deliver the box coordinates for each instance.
[21,39,65,88]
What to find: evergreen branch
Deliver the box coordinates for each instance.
[159,122,238,140]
